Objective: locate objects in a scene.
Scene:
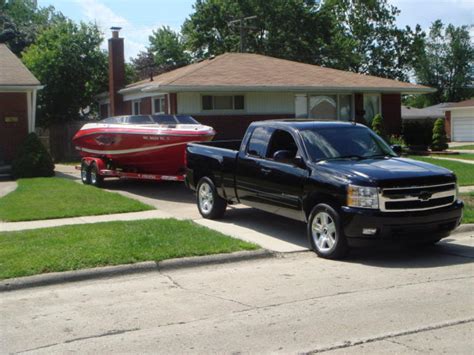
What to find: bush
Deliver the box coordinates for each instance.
[402,120,434,150]
[12,133,55,179]
[371,114,385,140]
[388,135,406,147]
[431,118,448,151]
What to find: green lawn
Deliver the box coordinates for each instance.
[0,219,258,280]
[408,156,474,186]
[451,144,474,150]
[432,153,474,161]
[460,192,474,224]
[0,177,153,222]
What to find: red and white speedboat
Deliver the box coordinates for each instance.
[73,115,215,184]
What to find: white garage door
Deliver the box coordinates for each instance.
[452,117,474,142]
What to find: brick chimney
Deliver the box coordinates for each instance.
[108,27,125,116]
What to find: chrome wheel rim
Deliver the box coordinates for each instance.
[81,166,88,182]
[91,169,97,185]
[198,182,214,214]
[312,212,337,253]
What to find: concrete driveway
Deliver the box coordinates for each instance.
[56,165,308,252]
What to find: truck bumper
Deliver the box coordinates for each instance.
[341,200,464,247]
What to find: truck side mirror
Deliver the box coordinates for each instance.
[294,156,306,169]
[391,145,402,156]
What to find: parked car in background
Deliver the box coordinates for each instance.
[185,120,463,259]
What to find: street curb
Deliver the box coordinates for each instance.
[0,249,274,292]
[454,224,474,234]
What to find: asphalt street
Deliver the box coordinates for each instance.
[2,231,473,354]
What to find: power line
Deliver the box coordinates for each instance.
[228,15,258,53]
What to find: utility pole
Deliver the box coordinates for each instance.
[228,15,257,53]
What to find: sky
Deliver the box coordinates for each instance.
[37,0,474,61]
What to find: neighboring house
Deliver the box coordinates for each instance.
[444,99,474,142]
[402,103,453,121]
[101,29,434,139]
[0,43,42,163]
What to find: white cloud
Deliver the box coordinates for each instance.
[74,0,158,61]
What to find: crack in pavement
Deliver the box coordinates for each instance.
[16,328,141,354]
[160,271,254,308]
[386,338,425,353]
[305,318,474,354]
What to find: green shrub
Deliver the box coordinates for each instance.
[371,114,385,140]
[12,133,55,179]
[431,118,448,151]
[402,120,434,150]
[388,135,406,147]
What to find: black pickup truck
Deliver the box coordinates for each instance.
[185,120,463,259]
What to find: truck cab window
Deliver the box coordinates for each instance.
[267,129,298,162]
[247,127,273,158]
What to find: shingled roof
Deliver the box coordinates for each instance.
[120,52,434,94]
[0,44,41,87]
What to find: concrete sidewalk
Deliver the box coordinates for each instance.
[430,156,474,165]
[0,180,16,198]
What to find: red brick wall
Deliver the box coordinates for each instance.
[445,111,451,140]
[169,93,178,114]
[0,92,28,162]
[193,114,294,140]
[123,100,132,115]
[381,94,402,135]
[140,97,152,115]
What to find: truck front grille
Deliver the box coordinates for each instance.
[379,183,456,212]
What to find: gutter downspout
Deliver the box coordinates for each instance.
[32,89,37,132]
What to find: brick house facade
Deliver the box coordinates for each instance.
[99,30,432,140]
[0,44,42,163]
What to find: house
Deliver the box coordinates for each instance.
[402,103,453,122]
[100,29,434,139]
[444,98,474,142]
[0,43,42,164]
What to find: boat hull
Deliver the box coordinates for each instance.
[73,126,214,176]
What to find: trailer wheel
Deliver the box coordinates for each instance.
[197,177,227,219]
[90,162,104,187]
[80,162,91,185]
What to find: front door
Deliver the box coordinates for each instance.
[0,93,28,163]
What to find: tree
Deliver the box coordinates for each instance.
[149,26,191,68]
[321,0,424,80]
[0,0,64,56]
[181,0,419,80]
[12,133,55,178]
[181,0,334,64]
[22,20,108,126]
[413,20,474,104]
[431,118,448,151]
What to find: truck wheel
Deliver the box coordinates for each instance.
[307,204,348,259]
[80,162,91,185]
[90,162,104,187]
[197,177,227,219]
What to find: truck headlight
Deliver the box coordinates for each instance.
[347,185,379,209]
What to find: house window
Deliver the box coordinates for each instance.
[338,94,353,121]
[202,95,245,111]
[153,96,165,114]
[363,94,381,124]
[308,94,353,121]
[132,100,141,115]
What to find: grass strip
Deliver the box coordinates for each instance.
[0,177,153,222]
[408,156,474,186]
[460,192,474,224]
[0,218,259,280]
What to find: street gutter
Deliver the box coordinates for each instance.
[0,249,275,292]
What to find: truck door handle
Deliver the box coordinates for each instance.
[261,168,271,174]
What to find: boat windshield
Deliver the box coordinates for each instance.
[151,115,199,125]
[99,115,200,125]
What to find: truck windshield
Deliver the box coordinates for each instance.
[300,126,396,162]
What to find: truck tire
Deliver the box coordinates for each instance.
[90,162,104,188]
[307,203,348,259]
[196,177,227,219]
[81,162,91,185]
